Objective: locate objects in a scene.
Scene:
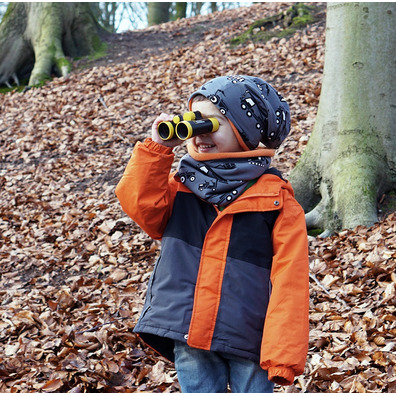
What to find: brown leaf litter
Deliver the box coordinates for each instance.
[1,2,394,393]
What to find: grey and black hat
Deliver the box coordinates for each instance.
[188,75,291,150]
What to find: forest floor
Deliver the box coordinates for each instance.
[0,2,395,393]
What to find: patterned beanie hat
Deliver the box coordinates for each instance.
[188,75,291,150]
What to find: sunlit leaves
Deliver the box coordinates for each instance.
[0,2,394,393]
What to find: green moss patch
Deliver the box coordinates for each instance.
[0,77,31,93]
[308,228,324,237]
[230,3,322,47]
[89,35,108,60]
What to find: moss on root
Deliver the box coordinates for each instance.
[307,228,324,237]
[230,3,321,47]
[89,35,108,60]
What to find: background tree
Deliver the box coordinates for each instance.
[147,2,247,26]
[0,2,250,33]
[289,2,396,235]
[0,2,107,87]
[88,2,149,32]
[122,2,148,30]
[190,2,204,16]
[0,2,250,89]
[90,2,118,33]
[173,2,187,20]
[147,2,171,26]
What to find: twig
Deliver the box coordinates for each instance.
[98,96,108,109]
[76,316,130,334]
[309,272,349,309]
[97,95,133,146]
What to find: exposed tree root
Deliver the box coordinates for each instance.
[0,3,108,87]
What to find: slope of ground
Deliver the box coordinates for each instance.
[0,2,395,392]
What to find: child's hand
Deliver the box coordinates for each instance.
[151,113,183,148]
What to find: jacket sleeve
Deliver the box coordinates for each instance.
[115,138,178,240]
[260,186,309,386]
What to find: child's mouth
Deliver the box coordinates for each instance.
[197,144,216,152]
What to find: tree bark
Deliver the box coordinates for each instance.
[290,2,396,233]
[0,2,107,87]
[90,2,118,33]
[174,2,187,20]
[147,3,170,26]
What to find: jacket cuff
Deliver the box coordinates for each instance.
[143,137,174,154]
[268,366,295,386]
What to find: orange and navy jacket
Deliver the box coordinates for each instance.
[115,138,309,386]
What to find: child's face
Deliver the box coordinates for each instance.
[190,99,243,154]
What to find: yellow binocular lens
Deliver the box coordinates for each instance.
[158,121,176,140]
[158,111,202,140]
[175,118,220,140]
[158,111,219,141]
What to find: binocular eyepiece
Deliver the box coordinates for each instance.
[158,111,219,141]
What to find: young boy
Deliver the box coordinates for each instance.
[116,75,309,393]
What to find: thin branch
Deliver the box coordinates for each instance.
[309,272,349,309]
[76,316,130,334]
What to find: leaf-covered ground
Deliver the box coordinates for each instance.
[1,2,395,393]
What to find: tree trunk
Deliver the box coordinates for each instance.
[290,2,396,234]
[0,2,107,87]
[147,2,170,26]
[191,2,204,16]
[174,2,187,20]
[90,2,118,33]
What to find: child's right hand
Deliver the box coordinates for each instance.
[151,113,183,148]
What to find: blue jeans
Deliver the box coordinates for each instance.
[174,341,274,393]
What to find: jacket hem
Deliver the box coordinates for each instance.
[135,325,260,364]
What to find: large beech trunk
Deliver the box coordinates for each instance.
[0,2,107,87]
[290,2,396,234]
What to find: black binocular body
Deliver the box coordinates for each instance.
[158,111,219,141]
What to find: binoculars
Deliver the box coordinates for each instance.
[158,111,219,141]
